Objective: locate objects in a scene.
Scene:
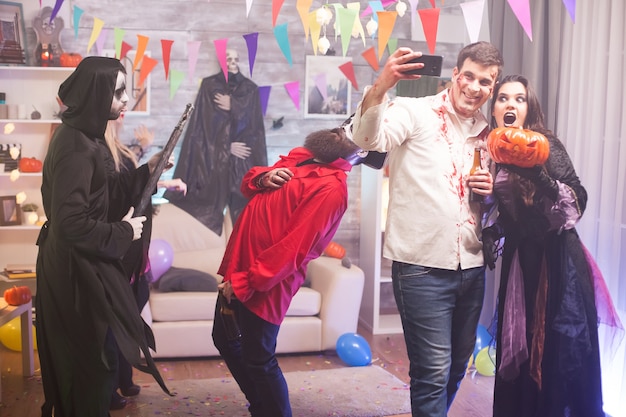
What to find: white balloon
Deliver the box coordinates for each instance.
[396,1,407,17]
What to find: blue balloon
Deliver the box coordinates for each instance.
[336,333,372,367]
[473,324,492,359]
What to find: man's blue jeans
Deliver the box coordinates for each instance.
[392,262,485,417]
[212,297,292,417]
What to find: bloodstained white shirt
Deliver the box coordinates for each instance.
[352,89,491,271]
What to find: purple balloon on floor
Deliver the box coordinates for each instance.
[336,333,372,367]
[148,239,174,281]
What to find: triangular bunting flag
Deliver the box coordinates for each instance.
[418,7,440,54]
[314,73,328,101]
[429,0,436,7]
[284,81,300,110]
[95,28,108,56]
[133,35,149,71]
[376,11,397,60]
[114,28,125,59]
[361,47,379,71]
[506,0,533,41]
[243,33,259,77]
[187,41,201,81]
[50,0,64,24]
[347,2,366,46]
[161,40,174,80]
[138,56,158,87]
[258,85,271,116]
[387,38,398,55]
[169,69,186,100]
[339,61,358,90]
[87,17,104,55]
[338,8,358,57]
[272,0,285,27]
[214,38,229,82]
[308,11,321,55]
[297,0,313,40]
[562,0,575,22]
[73,5,83,39]
[120,41,133,61]
[274,23,293,66]
[460,0,485,44]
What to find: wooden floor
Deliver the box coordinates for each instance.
[0,326,494,416]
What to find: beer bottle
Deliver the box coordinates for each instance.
[469,148,482,202]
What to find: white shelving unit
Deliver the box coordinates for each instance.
[0,66,73,268]
[358,165,403,334]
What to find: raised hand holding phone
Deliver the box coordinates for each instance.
[403,54,443,76]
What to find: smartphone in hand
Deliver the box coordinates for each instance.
[404,55,443,77]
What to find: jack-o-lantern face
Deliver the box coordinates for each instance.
[487,127,550,167]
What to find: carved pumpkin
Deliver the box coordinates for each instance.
[3,286,32,306]
[487,127,550,168]
[59,52,82,67]
[19,157,43,173]
[323,241,346,259]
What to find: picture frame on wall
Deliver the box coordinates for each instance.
[0,1,27,65]
[0,195,21,226]
[304,55,351,119]
[102,49,151,115]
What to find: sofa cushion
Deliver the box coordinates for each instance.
[285,287,321,316]
[155,266,219,292]
[150,286,321,323]
[150,291,218,322]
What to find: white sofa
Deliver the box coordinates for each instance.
[142,203,365,358]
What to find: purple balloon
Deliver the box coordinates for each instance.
[148,239,174,281]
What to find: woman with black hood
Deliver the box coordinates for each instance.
[35,56,170,417]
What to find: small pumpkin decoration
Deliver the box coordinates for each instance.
[3,285,32,306]
[323,241,346,259]
[18,157,43,173]
[487,127,550,168]
[59,52,82,67]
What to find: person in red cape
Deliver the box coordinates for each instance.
[212,127,361,417]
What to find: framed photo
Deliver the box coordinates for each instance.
[0,1,27,65]
[0,195,21,226]
[102,49,151,115]
[304,55,351,119]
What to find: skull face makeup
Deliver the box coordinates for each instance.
[226,49,240,74]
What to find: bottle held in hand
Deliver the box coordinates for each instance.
[469,147,483,202]
[218,290,241,341]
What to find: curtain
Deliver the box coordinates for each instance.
[489,0,626,414]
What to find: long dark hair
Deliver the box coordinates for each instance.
[491,74,553,137]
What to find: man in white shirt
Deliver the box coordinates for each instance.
[351,41,503,417]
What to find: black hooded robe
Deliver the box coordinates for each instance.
[164,71,267,235]
[35,56,169,417]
